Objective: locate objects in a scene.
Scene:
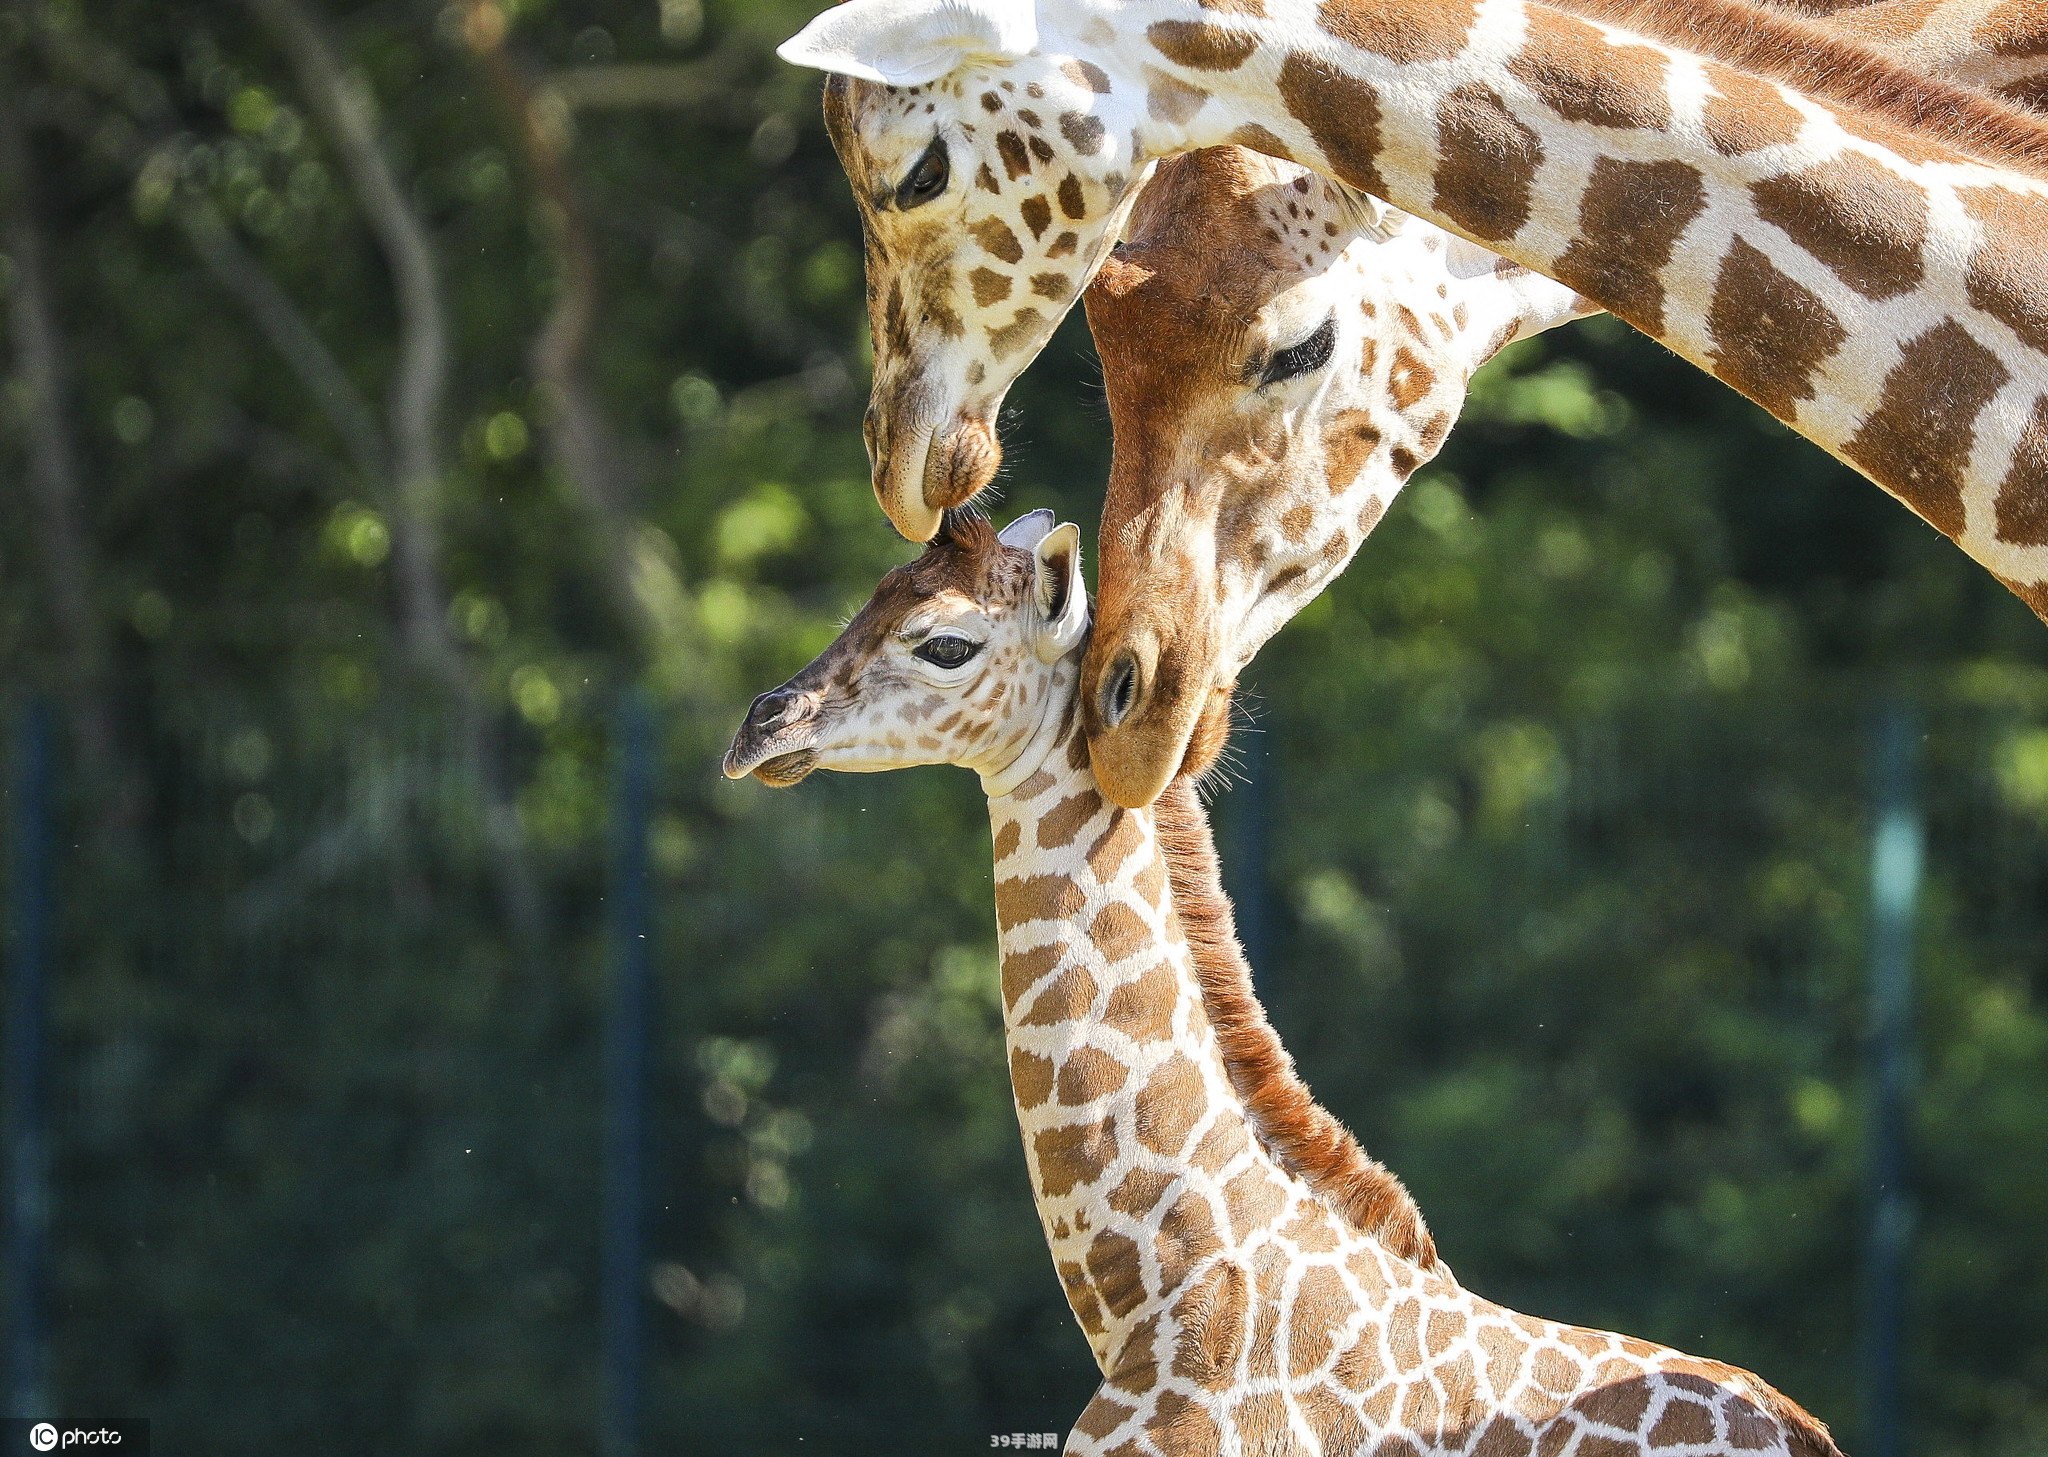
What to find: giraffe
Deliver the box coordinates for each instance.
[1076,0,2048,806]
[778,0,2048,625]
[724,509,1841,1457]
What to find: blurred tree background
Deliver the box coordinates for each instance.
[0,1,2045,1454]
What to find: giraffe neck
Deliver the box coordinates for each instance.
[981,718,1845,1451]
[987,714,1431,1374]
[1053,0,2048,617]
[1345,0,2048,411]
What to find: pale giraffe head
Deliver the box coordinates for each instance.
[1078,148,1591,807]
[780,0,1153,541]
[724,510,1088,787]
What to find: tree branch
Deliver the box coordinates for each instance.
[242,0,452,671]
[243,0,546,950]
[34,17,392,497]
[180,202,392,486]
[460,0,692,664]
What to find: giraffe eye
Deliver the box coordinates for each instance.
[1261,314,1338,387]
[914,632,980,669]
[896,139,950,210]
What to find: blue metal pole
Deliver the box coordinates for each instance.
[5,701,55,1419]
[1862,702,1922,1457]
[601,688,655,1457]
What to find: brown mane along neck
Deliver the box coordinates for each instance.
[1150,777,1445,1275]
[1552,0,2048,177]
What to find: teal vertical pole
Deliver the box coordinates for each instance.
[5,702,54,1418]
[1863,702,1922,1457]
[601,688,654,1457]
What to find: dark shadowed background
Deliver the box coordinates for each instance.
[1,2,2045,1454]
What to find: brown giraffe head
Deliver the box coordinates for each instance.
[780,1,1151,540]
[1078,149,1583,809]
[725,510,1088,785]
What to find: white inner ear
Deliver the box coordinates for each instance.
[778,0,1040,89]
[1032,522,1089,664]
[999,508,1056,552]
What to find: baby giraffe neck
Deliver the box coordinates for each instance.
[979,715,1838,1454]
[987,713,1437,1375]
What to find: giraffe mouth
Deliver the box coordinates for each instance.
[723,688,824,787]
[722,729,820,788]
[924,417,1000,515]
[875,415,1001,542]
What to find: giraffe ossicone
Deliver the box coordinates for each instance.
[784,0,2048,628]
[725,511,1839,1456]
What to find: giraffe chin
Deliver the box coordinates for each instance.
[1177,685,1236,784]
[750,750,817,789]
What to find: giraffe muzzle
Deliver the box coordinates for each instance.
[923,416,1000,514]
[872,413,1002,542]
[1083,606,1224,809]
[723,685,822,787]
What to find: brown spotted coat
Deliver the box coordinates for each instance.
[732,520,1841,1457]
[792,0,2048,628]
[998,672,1838,1455]
[1076,0,2048,806]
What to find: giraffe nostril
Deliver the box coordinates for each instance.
[748,687,801,731]
[1099,654,1141,730]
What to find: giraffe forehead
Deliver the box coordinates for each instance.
[1100,167,1415,389]
[898,597,998,639]
[825,74,950,189]
[1128,164,1312,295]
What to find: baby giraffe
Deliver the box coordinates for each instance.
[725,511,1838,1457]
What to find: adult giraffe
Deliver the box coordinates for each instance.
[725,509,1840,1457]
[1075,0,2048,805]
[778,0,2048,617]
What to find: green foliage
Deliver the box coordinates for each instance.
[1,2,2045,1454]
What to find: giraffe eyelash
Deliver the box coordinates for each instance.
[912,632,981,669]
[1259,314,1338,388]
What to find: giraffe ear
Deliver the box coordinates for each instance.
[1330,182,1406,241]
[998,508,1055,552]
[778,0,1040,89]
[1031,521,1088,664]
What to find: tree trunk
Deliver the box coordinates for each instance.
[0,70,134,829]
[244,0,547,951]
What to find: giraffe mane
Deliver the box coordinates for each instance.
[1758,0,1881,14]
[1554,0,2048,178]
[1151,776,1447,1275]
[939,506,999,554]
[1759,1384,1846,1457]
